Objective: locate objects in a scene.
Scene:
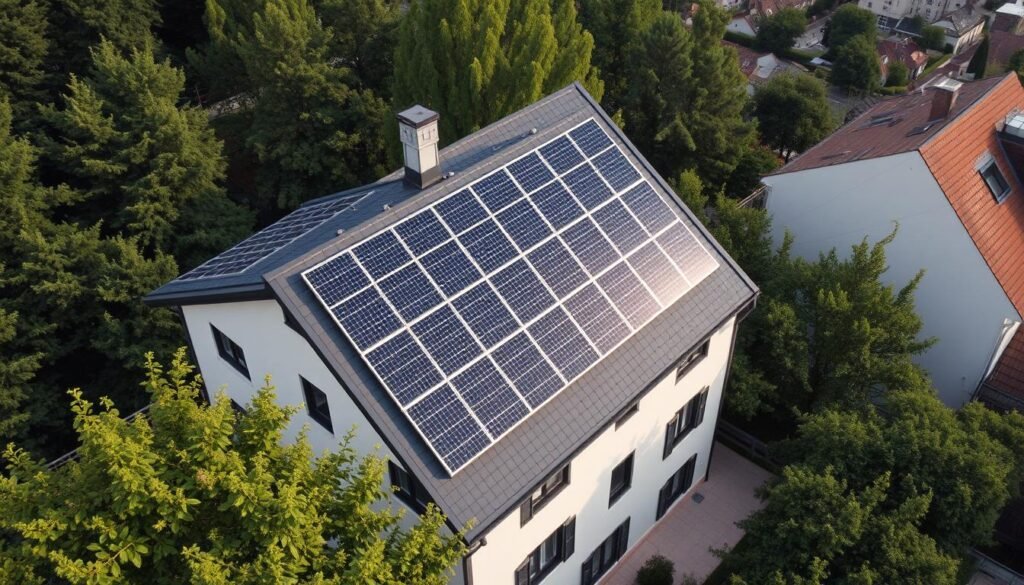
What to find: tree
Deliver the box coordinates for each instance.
[968,33,990,79]
[316,0,402,95]
[920,25,947,51]
[756,8,808,54]
[395,0,604,146]
[830,35,880,93]
[724,145,780,198]
[826,4,876,52]
[0,350,467,584]
[235,0,392,210]
[187,0,261,101]
[753,74,834,161]
[48,0,162,82]
[1008,48,1024,79]
[0,0,49,128]
[0,307,37,444]
[40,39,252,263]
[885,60,909,87]
[579,0,662,111]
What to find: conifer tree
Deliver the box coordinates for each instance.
[48,0,162,80]
[316,0,402,96]
[40,39,252,262]
[0,350,466,584]
[187,0,262,101]
[394,0,604,145]
[579,0,662,112]
[0,0,49,127]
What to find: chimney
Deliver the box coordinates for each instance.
[928,77,963,121]
[397,105,441,190]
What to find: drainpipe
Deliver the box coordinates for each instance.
[461,537,486,585]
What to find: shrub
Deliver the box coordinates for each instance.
[636,554,675,585]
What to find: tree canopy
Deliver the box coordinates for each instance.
[753,73,834,161]
[756,8,808,54]
[831,35,881,93]
[826,4,876,52]
[0,350,467,584]
[920,25,948,52]
[0,0,49,127]
[579,0,662,112]
[885,60,909,87]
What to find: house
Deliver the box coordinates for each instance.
[879,37,929,82]
[860,0,968,27]
[728,13,758,36]
[725,41,805,94]
[989,0,1024,72]
[933,2,986,55]
[761,73,1024,409]
[144,85,758,585]
[749,0,811,18]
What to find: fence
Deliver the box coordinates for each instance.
[737,185,768,209]
[45,404,153,470]
[715,419,780,472]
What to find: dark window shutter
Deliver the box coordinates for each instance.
[683,455,697,492]
[520,498,533,526]
[561,516,576,560]
[581,556,593,585]
[695,388,709,427]
[616,518,631,558]
[656,481,669,519]
[515,560,530,585]
[663,416,676,459]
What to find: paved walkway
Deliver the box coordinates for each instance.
[603,443,774,584]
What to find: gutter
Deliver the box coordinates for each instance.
[460,537,486,585]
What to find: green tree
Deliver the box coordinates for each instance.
[40,39,252,264]
[756,8,808,54]
[969,33,990,79]
[0,307,37,444]
[885,60,909,86]
[0,0,49,127]
[395,0,604,145]
[724,145,779,198]
[920,25,947,51]
[1008,48,1024,78]
[826,4,876,52]
[48,0,162,81]
[235,0,391,210]
[187,0,261,101]
[830,35,880,93]
[579,0,662,111]
[0,350,467,584]
[753,73,834,161]
[316,0,402,95]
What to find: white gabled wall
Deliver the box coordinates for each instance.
[762,152,1021,407]
[466,318,737,585]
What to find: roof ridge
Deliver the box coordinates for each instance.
[921,73,1016,150]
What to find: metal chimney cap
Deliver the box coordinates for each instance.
[397,105,439,129]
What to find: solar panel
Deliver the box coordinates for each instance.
[180,192,368,280]
[303,118,720,474]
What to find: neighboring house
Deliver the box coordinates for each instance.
[717,0,746,11]
[728,13,758,36]
[879,37,929,82]
[761,74,1024,409]
[860,0,968,26]
[144,84,758,585]
[750,0,811,17]
[725,41,805,94]
[933,2,986,54]
[989,0,1024,72]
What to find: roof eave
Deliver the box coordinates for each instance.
[142,282,272,308]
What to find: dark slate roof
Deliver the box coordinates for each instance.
[147,84,757,541]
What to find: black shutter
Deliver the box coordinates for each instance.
[515,560,530,585]
[561,516,576,560]
[520,498,533,526]
[616,518,631,559]
[695,387,709,427]
[683,455,697,492]
[662,416,676,459]
[656,480,669,520]
[581,555,594,585]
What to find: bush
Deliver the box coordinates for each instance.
[636,554,675,585]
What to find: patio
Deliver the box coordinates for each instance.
[603,443,774,584]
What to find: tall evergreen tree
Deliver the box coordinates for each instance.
[394,0,604,145]
[316,0,402,96]
[187,0,262,101]
[0,0,49,128]
[48,0,162,81]
[40,39,252,263]
[0,306,37,444]
[579,0,662,112]
[234,0,391,210]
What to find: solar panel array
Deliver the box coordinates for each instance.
[180,192,369,280]
[303,119,719,474]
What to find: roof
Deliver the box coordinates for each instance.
[878,38,928,72]
[984,327,1024,402]
[998,1,1024,18]
[150,84,757,541]
[935,2,985,34]
[750,0,809,15]
[918,74,1024,316]
[772,75,1005,175]
[724,41,763,78]
[990,28,1024,67]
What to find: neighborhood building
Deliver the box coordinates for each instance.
[865,0,983,55]
[761,73,1024,409]
[878,37,929,82]
[749,0,812,17]
[989,0,1024,73]
[725,41,806,94]
[145,84,758,585]
[861,0,967,27]
[933,2,986,54]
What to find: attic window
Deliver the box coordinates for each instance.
[981,160,1011,202]
[866,114,895,127]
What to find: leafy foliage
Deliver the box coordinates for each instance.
[830,35,880,93]
[885,60,909,87]
[0,350,467,584]
[0,0,49,128]
[920,25,947,52]
[636,554,675,585]
[825,4,876,52]
[579,0,662,112]
[48,0,162,82]
[753,73,834,161]
[756,8,808,54]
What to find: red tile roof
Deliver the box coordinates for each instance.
[919,74,1024,316]
[723,41,763,78]
[773,75,1006,175]
[985,327,1024,400]
[878,38,928,74]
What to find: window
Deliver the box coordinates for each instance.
[301,377,333,432]
[580,518,630,585]
[514,517,576,585]
[663,387,709,459]
[675,340,709,382]
[981,160,1011,201]
[609,453,634,506]
[521,464,570,525]
[211,325,249,379]
[657,455,697,520]
[388,461,433,513]
[614,402,639,429]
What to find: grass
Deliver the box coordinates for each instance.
[923,53,952,76]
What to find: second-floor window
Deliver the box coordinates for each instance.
[609,453,634,507]
[663,387,709,459]
[514,517,576,585]
[301,377,333,433]
[388,461,433,514]
[675,340,709,382]
[521,464,571,525]
[211,324,249,379]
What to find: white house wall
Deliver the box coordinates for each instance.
[466,318,737,585]
[763,152,1020,407]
